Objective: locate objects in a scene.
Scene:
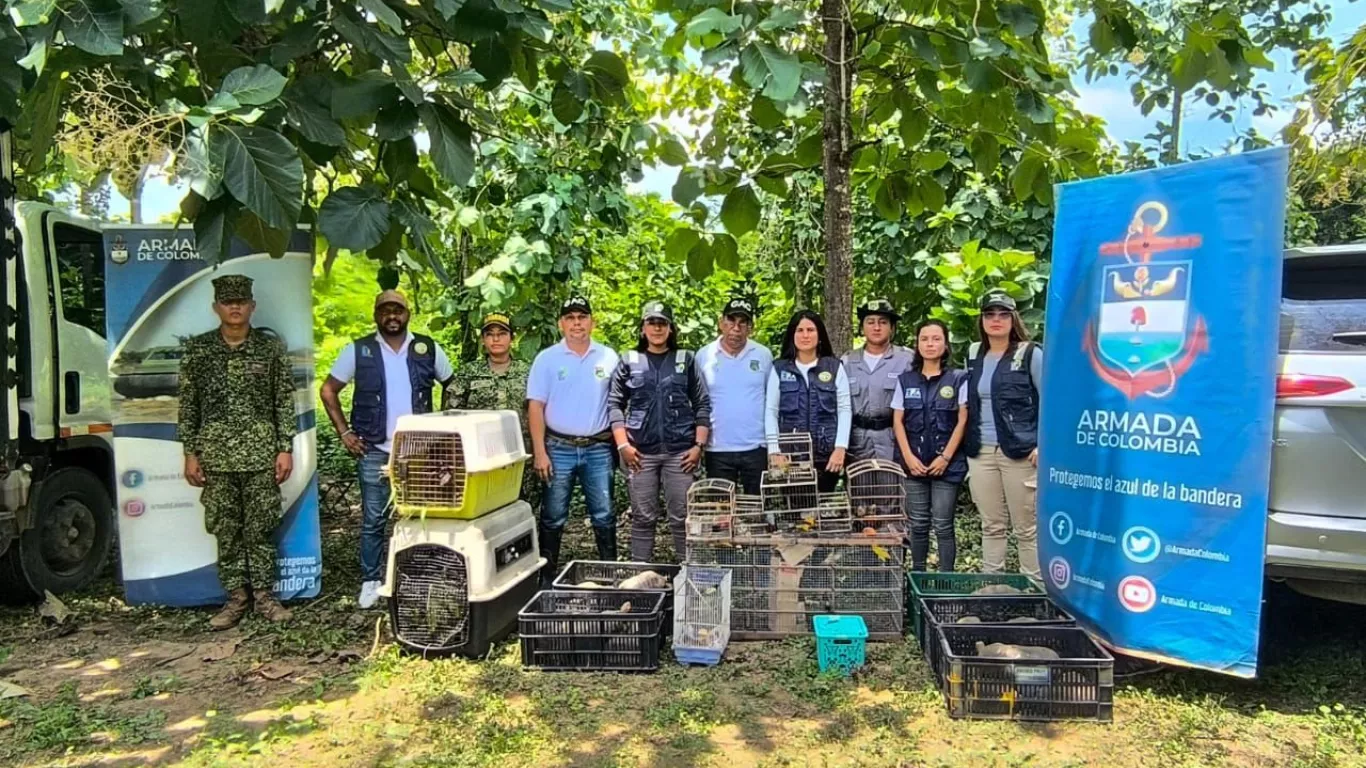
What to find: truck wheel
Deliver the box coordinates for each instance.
[0,468,114,603]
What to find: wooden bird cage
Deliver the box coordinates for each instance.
[686,478,736,542]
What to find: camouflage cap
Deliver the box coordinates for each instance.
[212,274,254,302]
[856,298,900,324]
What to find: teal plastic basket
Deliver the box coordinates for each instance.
[813,615,868,676]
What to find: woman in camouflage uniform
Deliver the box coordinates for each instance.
[446,313,537,508]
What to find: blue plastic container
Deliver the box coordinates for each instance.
[813,615,868,676]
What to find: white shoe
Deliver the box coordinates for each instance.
[358,580,381,609]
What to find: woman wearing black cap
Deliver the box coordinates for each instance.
[765,310,852,491]
[608,302,712,561]
[963,291,1042,579]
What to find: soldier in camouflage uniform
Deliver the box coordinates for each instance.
[178,275,297,630]
[445,313,538,508]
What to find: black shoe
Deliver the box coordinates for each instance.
[539,526,563,588]
[593,526,617,562]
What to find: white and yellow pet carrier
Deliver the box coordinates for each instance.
[388,410,527,519]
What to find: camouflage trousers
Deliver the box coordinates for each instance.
[202,470,283,592]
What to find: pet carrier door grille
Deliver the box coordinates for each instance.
[392,544,470,651]
[392,431,467,508]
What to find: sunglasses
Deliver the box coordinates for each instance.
[983,310,1013,320]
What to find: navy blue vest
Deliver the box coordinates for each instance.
[897,368,969,483]
[621,349,698,455]
[774,357,842,462]
[349,333,439,445]
[964,343,1039,460]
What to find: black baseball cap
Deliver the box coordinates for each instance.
[981,291,1017,312]
[721,297,755,320]
[560,295,592,316]
[641,301,674,324]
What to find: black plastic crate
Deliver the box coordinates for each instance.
[907,572,1042,642]
[934,624,1113,722]
[919,596,1076,679]
[553,560,681,629]
[518,590,665,672]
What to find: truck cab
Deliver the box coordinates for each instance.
[0,118,116,601]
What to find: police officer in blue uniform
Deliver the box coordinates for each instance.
[892,319,968,571]
[608,302,712,561]
[765,310,852,491]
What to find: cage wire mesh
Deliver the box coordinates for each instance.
[760,436,819,533]
[686,478,736,541]
[391,431,467,510]
[390,544,470,651]
[846,459,908,534]
[769,432,815,469]
[673,565,732,652]
[686,539,905,640]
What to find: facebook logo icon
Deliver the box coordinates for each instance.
[1049,511,1074,545]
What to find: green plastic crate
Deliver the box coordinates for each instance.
[906,572,1042,643]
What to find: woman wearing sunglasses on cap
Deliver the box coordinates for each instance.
[964,291,1042,579]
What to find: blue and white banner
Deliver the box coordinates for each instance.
[1038,149,1289,677]
[103,228,321,606]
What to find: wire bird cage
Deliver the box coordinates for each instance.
[686,479,736,541]
[389,543,470,652]
[687,537,906,640]
[389,411,527,519]
[730,494,767,538]
[673,566,732,666]
[768,432,815,470]
[846,459,909,534]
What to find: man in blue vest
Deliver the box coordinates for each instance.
[320,290,455,609]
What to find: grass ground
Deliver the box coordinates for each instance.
[1,479,1364,767]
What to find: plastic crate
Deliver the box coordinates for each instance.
[907,572,1042,642]
[552,560,681,632]
[935,624,1114,722]
[813,614,868,676]
[518,590,664,672]
[919,596,1076,684]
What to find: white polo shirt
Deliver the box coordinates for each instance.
[527,339,620,437]
[329,333,454,453]
[696,338,773,452]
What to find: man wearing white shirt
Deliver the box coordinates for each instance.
[527,295,621,583]
[696,298,773,494]
[319,291,455,609]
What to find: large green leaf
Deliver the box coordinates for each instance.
[117,0,161,26]
[10,0,57,26]
[219,64,287,106]
[318,185,391,252]
[357,0,401,31]
[381,137,418,184]
[331,71,399,119]
[918,149,950,171]
[997,3,1039,37]
[376,101,418,141]
[686,7,742,37]
[665,227,700,263]
[739,42,801,102]
[212,125,303,230]
[720,184,761,236]
[874,174,910,220]
[332,12,410,64]
[963,61,1004,93]
[283,85,345,146]
[20,70,63,173]
[419,103,475,186]
[795,133,823,167]
[1172,46,1209,92]
[435,0,465,19]
[61,0,123,56]
[711,233,739,272]
[657,137,688,166]
[754,171,788,197]
[193,194,240,265]
[899,106,928,146]
[970,133,1000,175]
[917,176,946,213]
[1011,153,1044,202]
[1014,90,1055,124]
[584,50,629,101]
[550,81,583,123]
[471,37,512,89]
[686,239,713,280]
[758,6,802,32]
[235,209,290,259]
[672,168,704,207]
[751,95,784,130]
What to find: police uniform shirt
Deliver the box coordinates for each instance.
[527,339,621,436]
[696,338,774,453]
[329,333,455,453]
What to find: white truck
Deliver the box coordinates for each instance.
[0,117,117,601]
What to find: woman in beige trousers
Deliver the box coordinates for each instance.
[962,291,1042,579]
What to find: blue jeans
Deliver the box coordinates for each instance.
[358,448,391,581]
[542,439,615,532]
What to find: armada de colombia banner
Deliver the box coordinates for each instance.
[1038,148,1289,677]
[103,228,322,606]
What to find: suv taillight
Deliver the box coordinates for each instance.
[1276,374,1354,399]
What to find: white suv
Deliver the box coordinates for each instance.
[1268,245,1366,604]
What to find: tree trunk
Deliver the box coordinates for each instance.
[820,0,855,355]
[1166,86,1184,165]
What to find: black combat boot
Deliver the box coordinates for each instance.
[593,526,618,562]
[539,526,563,587]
